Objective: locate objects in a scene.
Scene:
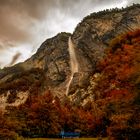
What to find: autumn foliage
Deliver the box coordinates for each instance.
[0,30,140,139]
[95,29,140,139]
[0,91,101,139]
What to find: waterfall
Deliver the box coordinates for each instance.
[66,37,79,95]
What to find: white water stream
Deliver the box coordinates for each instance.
[66,37,79,95]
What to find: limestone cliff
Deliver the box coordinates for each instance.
[0,4,140,108]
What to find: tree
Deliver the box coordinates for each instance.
[95,29,140,139]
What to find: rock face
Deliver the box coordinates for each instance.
[23,33,72,97]
[0,4,140,107]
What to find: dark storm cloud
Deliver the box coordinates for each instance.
[0,0,59,48]
[0,0,139,67]
[0,0,49,19]
[0,0,134,46]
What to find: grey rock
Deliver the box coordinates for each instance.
[0,4,140,107]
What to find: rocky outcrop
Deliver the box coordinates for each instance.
[69,4,140,104]
[72,4,140,70]
[0,4,140,107]
[23,32,72,97]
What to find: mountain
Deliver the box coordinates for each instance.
[0,4,140,109]
[0,4,140,140]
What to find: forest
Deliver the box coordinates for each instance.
[0,29,140,140]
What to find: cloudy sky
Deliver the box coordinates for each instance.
[0,0,139,68]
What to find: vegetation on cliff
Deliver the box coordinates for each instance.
[0,29,140,140]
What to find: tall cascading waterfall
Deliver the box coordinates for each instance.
[66,37,79,95]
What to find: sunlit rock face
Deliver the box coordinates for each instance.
[0,4,140,107]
